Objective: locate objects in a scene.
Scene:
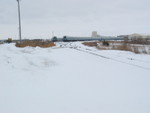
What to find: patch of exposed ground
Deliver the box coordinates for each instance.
[15,40,56,48]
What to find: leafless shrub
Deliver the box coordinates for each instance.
[82,42,97,47]
[115,43,132,51]
[102,40,109,46]
[131,46,140,54]
[129,38,150,45]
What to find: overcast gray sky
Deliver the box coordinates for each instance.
[0,0,150,39]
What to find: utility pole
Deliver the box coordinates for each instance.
[52,31,54,37]
[17,0,22,43]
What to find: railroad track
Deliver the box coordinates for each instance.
[54,42,150,71]
[67,42,150,71]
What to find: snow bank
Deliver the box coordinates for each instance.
[0,43,150,113]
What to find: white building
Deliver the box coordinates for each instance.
[91,31,100,37]
[128,33,150,40]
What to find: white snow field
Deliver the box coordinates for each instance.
[0,42,150,113]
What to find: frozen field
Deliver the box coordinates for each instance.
[0,42,150,113]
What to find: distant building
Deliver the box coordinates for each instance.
[91,31,100,37]
[118,33,150,40]
[128,33,150,40]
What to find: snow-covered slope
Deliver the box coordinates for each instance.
[0,42,150,113]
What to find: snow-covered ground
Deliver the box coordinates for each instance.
[0,42,150,113]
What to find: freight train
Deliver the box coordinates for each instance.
[51,36,124,42]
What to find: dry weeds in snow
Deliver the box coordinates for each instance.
[83,41,150,54]
[15,40,56,48]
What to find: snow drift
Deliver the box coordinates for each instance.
[0,42,150,113]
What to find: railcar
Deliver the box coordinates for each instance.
[52,36,124,42]
[63,36,124,42]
